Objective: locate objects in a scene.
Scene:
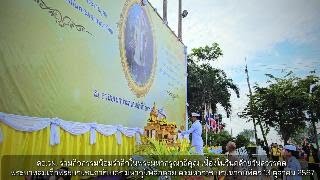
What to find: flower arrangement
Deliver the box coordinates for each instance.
[129,138,227,180]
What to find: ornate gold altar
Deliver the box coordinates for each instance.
[144,103,178,145]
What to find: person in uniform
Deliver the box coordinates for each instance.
[283,145,302,180]
[179,112,203,154]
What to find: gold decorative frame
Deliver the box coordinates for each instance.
[118,0,157,98]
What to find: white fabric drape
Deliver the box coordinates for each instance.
[50,118,60,145]
[0,112,143,146]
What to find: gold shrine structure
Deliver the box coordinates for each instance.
[144,104,178,144]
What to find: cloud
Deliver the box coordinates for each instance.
[149,0,320,68]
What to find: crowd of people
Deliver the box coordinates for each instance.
[263,140,320,180]
[222,139,320,180]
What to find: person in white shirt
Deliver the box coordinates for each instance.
[179,112,203,154]
[283,144,302,180]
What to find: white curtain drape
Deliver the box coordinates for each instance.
[0,112,143,146]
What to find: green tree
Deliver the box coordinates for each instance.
[240,72,319,144]
[238,129,255,143]
[205,130,233,147]
[187,43,240,116]
[298,73,320,149]
[235,134,250,148]
[290,124,311,145]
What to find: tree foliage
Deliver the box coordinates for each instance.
[205,130,233,147]
[235,134,250,148]
[300,73,320,145]
[189,43,223,62]
[187,43,240,116]
[240,72,320,144]
[238,129,255,142]
[290,125,309,145]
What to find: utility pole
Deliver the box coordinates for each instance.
[178,0,182,40]
[245,61,258,145]
[163,0,167,23]
[245,58,268,146]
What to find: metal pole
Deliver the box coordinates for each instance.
[163,0,167,23]
[185,46,188,131]
[206,121,208,146]
[204,104,208,146]
[245,60,268,146]
[245,60,259,145]
[178,0,182,40]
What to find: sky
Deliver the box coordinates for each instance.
[148,0,320,144]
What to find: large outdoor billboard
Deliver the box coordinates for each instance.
[0,0,187,128]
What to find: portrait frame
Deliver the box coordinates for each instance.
[118,0,157,98]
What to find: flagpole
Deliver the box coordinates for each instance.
[205,103,208,146]
[205,122,208,146]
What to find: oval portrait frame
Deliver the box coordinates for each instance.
[118,0,157,98]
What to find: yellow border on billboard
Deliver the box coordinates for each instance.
[118,0,157,98]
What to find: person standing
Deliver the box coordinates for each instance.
[278,145,286,172]
[283,145,302,180]
[271,143,281,161]
[179,112,203,154]
[307,144,320,180]
[224,141,245,180]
